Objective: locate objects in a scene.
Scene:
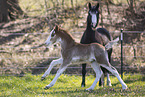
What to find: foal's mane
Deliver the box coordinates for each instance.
[56,27,75,43]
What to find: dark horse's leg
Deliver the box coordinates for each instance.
[99,67,107,86]
[99,69,104,86]
[81,63,86,87]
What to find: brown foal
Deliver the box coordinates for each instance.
[41,25,127,90]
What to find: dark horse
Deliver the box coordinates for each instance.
[80,3,113,87]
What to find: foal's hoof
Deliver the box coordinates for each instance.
[41,77,45,81]
[122,84,128,90]
[122,86,128,90]
[108,84,112,87]
[85,88,93,91]
[44,86,50,90]
[44,84,53,90]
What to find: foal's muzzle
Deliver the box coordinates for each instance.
[44,42,50,46]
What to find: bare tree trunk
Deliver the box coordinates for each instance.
[62,0,65,9]
[99,0,104,27]
[106,0,112,25]
[0,0,23,23]
[71,0,74,9]
[129,0,134,9]
[0,0,9,22]
[44,0,48,15]
[127,0,135,12]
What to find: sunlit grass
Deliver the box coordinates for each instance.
[0,74,144,97]
[0,1,144,96]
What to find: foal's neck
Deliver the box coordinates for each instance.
[60,35,76,51]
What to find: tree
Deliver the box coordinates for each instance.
[0,0,23,23]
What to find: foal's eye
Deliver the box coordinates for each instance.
[51,33,55,37]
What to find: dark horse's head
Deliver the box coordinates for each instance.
[87,3,100,28]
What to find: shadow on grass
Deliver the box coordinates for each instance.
[38,88,109,95]
[37,86,125,96]
[125,75,145,83]
[41,89,86,95]
[111,74,145,87]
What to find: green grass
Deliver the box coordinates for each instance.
[0,74,144,97]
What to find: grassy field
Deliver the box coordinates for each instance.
[0,74,144,97]
[0,1,145,96]
[0,0,144,75]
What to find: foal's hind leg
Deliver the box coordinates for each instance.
[106,49,112,86]
[86,61,103,91]
[41,58,63,80]
[101,64,127,90]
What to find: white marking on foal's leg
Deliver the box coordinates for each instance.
[44,65,67,89]
[101,64,127,90]
[107,73,112,86]
[86,62,103,91]
[41,58,63,80]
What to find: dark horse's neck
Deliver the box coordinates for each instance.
[83,15,103,44]
[86,16,93,30]
[85,16,95,35]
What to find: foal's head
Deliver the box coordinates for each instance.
[45,25,74,47]
[45,25,60,46]
[87,3,100,28]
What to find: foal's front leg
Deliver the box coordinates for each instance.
[44,64,68,89]
[41,58,63,80]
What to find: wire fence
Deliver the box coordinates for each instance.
[0,31,145,76]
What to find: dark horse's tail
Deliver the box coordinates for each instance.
[97,28,112,41]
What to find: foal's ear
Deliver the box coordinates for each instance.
[95,3,99,9]
[54,25,59,31]
[88,3,91,10]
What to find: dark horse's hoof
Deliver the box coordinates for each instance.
[41,77,45,81]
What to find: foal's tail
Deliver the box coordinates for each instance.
[105,37,119,50]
